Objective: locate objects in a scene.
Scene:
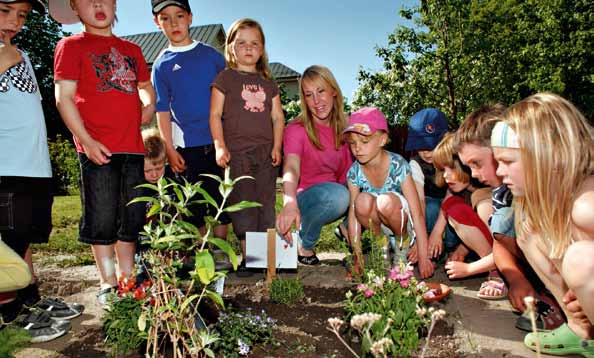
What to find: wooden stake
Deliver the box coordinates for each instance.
[266,228,276,285]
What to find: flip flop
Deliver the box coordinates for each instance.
[524,323,594,357]
[477,277,507,300]
[297,254,320,265]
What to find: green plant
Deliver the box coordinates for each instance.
[103,276,150,357]
[213,310,276,357]
[129,168,260,358]
[269,277,304,305]
[339,261,433,357]
[47,135,80,195]
[0,327,30,357]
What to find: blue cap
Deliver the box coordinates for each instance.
[405,108,448,151]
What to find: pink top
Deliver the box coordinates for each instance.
[283,120,353,192]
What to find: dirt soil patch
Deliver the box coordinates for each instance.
[15,253,563,358]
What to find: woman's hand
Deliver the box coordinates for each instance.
[215,146,231,168]
[276,202,300,243]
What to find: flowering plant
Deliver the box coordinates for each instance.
[341,261,435,357]
[213,310,276,357]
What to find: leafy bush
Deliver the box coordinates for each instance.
[0,327,30,357]
[270,277,304,305]
[48,134,79,195]
[343,262,432,357]
[213,310,276,357]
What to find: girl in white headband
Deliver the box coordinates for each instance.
[493,93,594,357]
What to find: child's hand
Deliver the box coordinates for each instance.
[166,146,186,173]
[418,257,435,279]
[271,147,282,167]
[0,36,24,75]
[81,138,112,165]
[444,260,469,279]
[407,245,418,263]
[140,104,155,125]
[428,234,443,259]
[215,146,231,168]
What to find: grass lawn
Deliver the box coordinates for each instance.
[33,193,346,259]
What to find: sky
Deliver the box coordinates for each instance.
[63,0,416,103]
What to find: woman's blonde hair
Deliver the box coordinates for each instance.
[503,93,594,258]
[295,65,346,150]
[225,18,271,80]
[432,132,470,187]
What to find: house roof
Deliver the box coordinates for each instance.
[122,24,301,80]
[270,62,300,80]
[122,24,225,66]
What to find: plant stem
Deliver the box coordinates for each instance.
[326,327,361,358]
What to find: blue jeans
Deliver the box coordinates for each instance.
[297,182,349,250]
[425,196,460,252]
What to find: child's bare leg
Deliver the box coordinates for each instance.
[114,241,136,280]
[519,235,593,339]
[375,193,405,236]
[562,240,594,335]
[354,193,381,234]
[91,244,117,289]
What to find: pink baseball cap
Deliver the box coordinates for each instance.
[343,107,389,136]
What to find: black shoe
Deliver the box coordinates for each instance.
[33,297,85,320]
[13,310,70,343]
[297,254,320,265]
[235,260,254,277]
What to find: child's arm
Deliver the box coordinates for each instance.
[209,87,230,168]
[409,159,426,214]
[428,209,447,258]
[156,111,186,173]
[270,94,285,167]
[55,80,111,164]
[137,80,155,125]
[402,175,435,278]
[0,37,23,75]
[346,182,361,244]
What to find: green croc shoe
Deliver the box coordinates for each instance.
[524,323,594,357]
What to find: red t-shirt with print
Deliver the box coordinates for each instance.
[54,32,149,154]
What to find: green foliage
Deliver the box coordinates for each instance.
[361,230,390,277]
[128,169,260,357]
[213,310,276,358]
[103,294,147,357]
[0,327,30,358]
[270,277,305,305]
[32,195,85,255]
[48,135,80,195]
[14,12,71,138]
[344,262,431,357]
[353,0,594,125]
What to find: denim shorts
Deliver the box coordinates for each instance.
[78,153,145,245]
[176,144,231,228]
[0,176,53,256]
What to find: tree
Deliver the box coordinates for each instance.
[353,0,594,126]
[14,11,70,138]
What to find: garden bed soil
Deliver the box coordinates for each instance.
[16,253,561,358]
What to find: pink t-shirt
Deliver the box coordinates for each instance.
[283,120,353,192]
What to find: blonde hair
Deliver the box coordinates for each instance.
[503,93,594,258]
[142,128,166,164]
[225,18,271,80]
[296,65,346,150]
[432,132,470,187]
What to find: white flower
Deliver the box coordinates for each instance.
[431,309,446,320]
[238,339,250,356]
[327,317,344,331]
[370,337,393,357]
[350,313,382,332]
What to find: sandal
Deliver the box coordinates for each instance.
[297,254,320,265]
[515,294,565,332]
[524,323,594,357]
[477,277,508,300]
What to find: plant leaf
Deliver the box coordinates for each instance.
[205,289,224,308]
[209,238,238,270]
[223,200,262,212]
[137,313,146,332]
[179,293,199,313]
[195,251,215,284]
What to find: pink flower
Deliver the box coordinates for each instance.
[364,289,375,298]
[357,284,368,291]
[399,279,410,288]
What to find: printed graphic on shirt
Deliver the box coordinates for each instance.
[172,63,182,72]
[241,84,266,113]
[0,62,37,94]
[90,47,138,94]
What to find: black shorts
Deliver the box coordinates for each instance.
[176,144,231,228]
[0,176,53,256]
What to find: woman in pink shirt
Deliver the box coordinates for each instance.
[276,65,352,265]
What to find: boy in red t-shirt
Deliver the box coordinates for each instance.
[49,0,155,308]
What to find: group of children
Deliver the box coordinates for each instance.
[1,0,592,355]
